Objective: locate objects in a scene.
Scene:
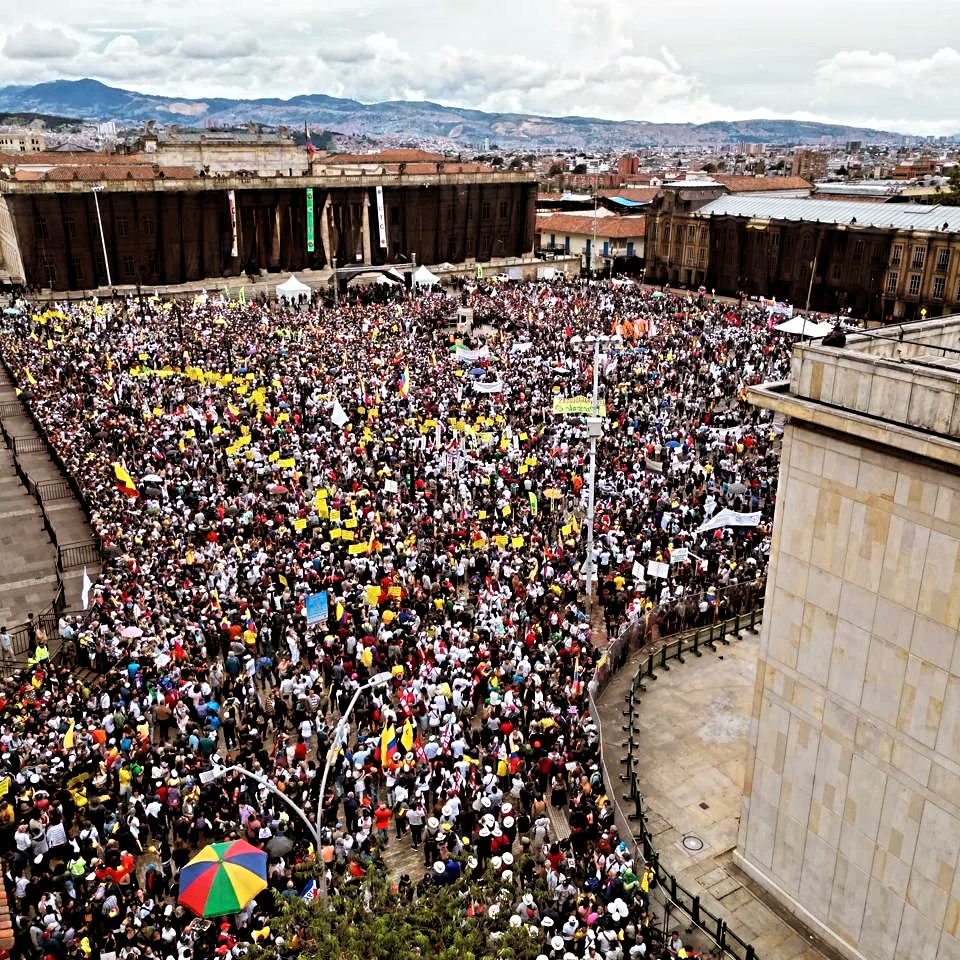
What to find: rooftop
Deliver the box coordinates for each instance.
[696,195,960,233]
[536,213,646,238]
[714,175,813,193]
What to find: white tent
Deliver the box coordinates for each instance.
[375,273,400,286]
[276,275,311,301]
[774,316,835,337]
[412,264,440,287]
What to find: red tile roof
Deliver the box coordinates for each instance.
[599,187,659,203]
[714,175,812,193]
[322,149,446,164]
[536,213,646,239]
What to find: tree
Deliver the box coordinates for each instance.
[547,162,565,176]
[573,163,587,175]
[938,167,960,206]
[701,162,717,174]
[250,871,550,960]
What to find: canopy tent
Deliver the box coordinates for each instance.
[774,316,834,337]
[375,273,400,286]
[276,275,311,301]
[412,265,440,287]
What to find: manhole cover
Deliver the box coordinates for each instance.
[682,835,705,852]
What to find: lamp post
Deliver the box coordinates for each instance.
[91,185,112,288]
[315,670,392,901]
[570,332,621,601]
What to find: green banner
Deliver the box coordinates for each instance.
[306,188,315,253]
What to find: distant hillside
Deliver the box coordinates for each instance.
[0,78,912,149]
[0,110,82,131]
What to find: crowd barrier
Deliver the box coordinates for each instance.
[588,582,766,960]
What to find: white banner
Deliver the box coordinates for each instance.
[472,381,504,394]
[227,189,238,258]
[670,547,690,564]
[647,560,669,580]
[375,186,387,248]
[454,345,490,362]
[697,508,761,533]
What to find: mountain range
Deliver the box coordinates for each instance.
[0,78,910,150]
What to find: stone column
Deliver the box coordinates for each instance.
[361,193,372,265]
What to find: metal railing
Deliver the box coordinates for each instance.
[588,586,767,960]
[58,540,100,570]
[11,434,45,455]
[34,477,72,502]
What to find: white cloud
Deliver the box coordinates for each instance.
[0,2,955,134]
[816,47,960,92]
[4,25,80,60]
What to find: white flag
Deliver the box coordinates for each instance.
[81,567,92,610]
[331,400,349,428]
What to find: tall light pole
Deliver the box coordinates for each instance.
[315,670,392,901]
[570,332,621,601]
[91,185,112,288]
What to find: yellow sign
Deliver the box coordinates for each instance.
[552,396,607,416]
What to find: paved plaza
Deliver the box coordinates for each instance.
[599,632,841,960]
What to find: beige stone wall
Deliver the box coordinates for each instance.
[736,422,960,960]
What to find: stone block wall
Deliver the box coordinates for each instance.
[735,422,960,960]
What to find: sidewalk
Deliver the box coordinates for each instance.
[597,632,837,960]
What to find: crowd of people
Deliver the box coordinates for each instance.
[0,276,792,960]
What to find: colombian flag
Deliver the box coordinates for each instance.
[380,724,398,767]
[398,367,409,399]
[113,463,138,498]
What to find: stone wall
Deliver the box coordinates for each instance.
[734,421,960,960]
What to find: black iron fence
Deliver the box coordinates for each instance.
[58,540,100,570]
[588,583,766,960]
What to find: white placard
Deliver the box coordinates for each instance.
[647,561,670,580]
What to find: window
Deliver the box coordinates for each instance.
[147,251,159,275]
[142,215,155,236]
[498,200,508,218]
[853,240,863,262]
[43,260,56,285]
[72,257,85,284]
[662,225,670,244]
[908,273,921,296]
[390,207,400,225]
[700,226,708,244]
[885,271,898,294]
[932,277,945,300]
[911,246,925,269]
[832,261,842,281]
[687,225,695,242]
[123,255,135,277]
[64,216,76,239]
[697,247,706,267]
[685,246,693,266]
[447,204,455,224]
[35,216,48,240]
[480,201,491,220]
[891,243,903,265]
[117,217,129,237]
[936,247,950,273]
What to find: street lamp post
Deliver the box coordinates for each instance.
[570,332,621,601]
[314,670,392,901]
[91,185,112,288]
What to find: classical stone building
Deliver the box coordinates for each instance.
[741,316,960,960]
[645,194,960,322]
[0,152,536,290]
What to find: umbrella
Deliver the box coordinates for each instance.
[650,291,666,299]
[468,367,484,377]
[178,840,267,917]
[3,307,21,316]
[665,440,681,448]
[267,484,287,494]
[141,474,164,484]
[120,626,143,639]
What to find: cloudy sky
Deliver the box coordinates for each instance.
[1,0,957,134]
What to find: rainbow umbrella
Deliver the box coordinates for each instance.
[178,840,268,917]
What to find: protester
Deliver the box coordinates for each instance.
[0,277,789,959]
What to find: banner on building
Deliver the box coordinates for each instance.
[375,186,387,248]
[306,188,315,254]
[227,190,238,258]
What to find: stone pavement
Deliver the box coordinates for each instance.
[597,632,840,960]
[0,362,100,633]
[0,441,59,629]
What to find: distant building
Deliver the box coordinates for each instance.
[0,132,45,153]
[0,151,536,290]
[535,213,645,272]
[791,149,829,182]
[617,154,641,177]
[646,193,960,321]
